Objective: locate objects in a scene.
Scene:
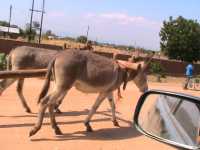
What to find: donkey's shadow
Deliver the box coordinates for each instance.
[0,109,119,118]
[30,109,141,141]
[31,125,142,142]
[0,109,142,141]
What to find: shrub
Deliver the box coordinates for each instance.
[0,53,6,70]
[150,62,165,82]
[76,36,87,43]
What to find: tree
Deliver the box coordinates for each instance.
[24,23,37,42]
[76,35,87,43]
[0,53,6,70]
[0,21,9,27]
[42,30,57,39]
[45,30,52,36]
[150,62,165,82]
[160,16,200,62]
[33,21,40,30]
[0,20,19,28]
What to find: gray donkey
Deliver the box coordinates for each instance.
[29,49,153,136]
[0,46,59,113]
[0,46,123,113]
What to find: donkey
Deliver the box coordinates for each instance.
[0,46,60,113]
[29,49,153,136]
[0,46,123,113]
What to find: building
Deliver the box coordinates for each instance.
[0,25,20,39]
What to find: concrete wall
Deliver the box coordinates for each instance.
[0,38,62,54]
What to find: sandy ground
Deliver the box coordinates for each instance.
[0,78,199,150]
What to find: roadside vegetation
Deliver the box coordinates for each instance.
[0,53,6,70]
[150,62,165,82]
[160,16,200,62]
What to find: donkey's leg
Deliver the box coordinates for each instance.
[107,92,120,127]
[84,93,108,132]
[29,94,51,137]
[0,78,17,95]
[16,78,31,113]
[29,90,66,137]
[53,96,64,114]
[49,91,67,135]
[49,104,63,135]
[53,90,68,113]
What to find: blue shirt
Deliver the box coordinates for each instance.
[186,64,193,77]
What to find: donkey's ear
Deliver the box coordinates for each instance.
[128,55,141,63]
[137,63,142,71]
[144,53,154,65]
[143,53,154,71]
[117,60,139,70]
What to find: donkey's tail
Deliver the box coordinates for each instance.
[37,59,55,104]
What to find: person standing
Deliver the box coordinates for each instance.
[183,62,194,89]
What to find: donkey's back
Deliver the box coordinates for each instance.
[9,46,59,69]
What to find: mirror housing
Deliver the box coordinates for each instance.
[134,90,200,150]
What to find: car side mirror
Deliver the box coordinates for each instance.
[134,90,200,150]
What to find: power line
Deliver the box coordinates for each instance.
[86,25,90,40]
[29,0,35,38]
[39,0,45,44]
[8,5,12,36]
[29,0,45,44]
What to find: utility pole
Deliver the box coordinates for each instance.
[39,0,45,44]
[86,25,90,41]
[8,5,12,37]
[29,0,45,43]
[29,0,35,41]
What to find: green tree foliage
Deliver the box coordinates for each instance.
[33,21,40,29]
[0,53,6,70]
[76,36,87,43]
[150,62,165,82]
[0,20,19,28]
[160,16,200,62]
[45,30,52,36]
[0,21,9,27]
[42,30,57,39]
[24,23,36,42]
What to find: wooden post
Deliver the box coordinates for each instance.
[0,69,47,79]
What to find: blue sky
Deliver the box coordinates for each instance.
[0,0,199,50]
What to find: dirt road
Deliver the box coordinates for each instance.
[0,78,199,150]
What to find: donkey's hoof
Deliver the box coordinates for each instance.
[55,127,63,135]
[113,120,120,127]
[25,108,32,113]
[86,126,93,132]
[55,108,62,114]
[29,128,38,137]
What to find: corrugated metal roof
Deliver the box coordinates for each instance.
[0,25,20,34]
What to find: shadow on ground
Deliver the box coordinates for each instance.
[31,125,142,142]
[0,109,142,141]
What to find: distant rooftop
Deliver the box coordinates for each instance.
[0,25,20,34]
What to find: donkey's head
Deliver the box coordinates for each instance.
[131,54,154,92]
[117,53,154,93]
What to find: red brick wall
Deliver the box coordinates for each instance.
[0,39,62,54]
[0,39,199,76]
[152,58,200,76]
[95,51,200,76]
